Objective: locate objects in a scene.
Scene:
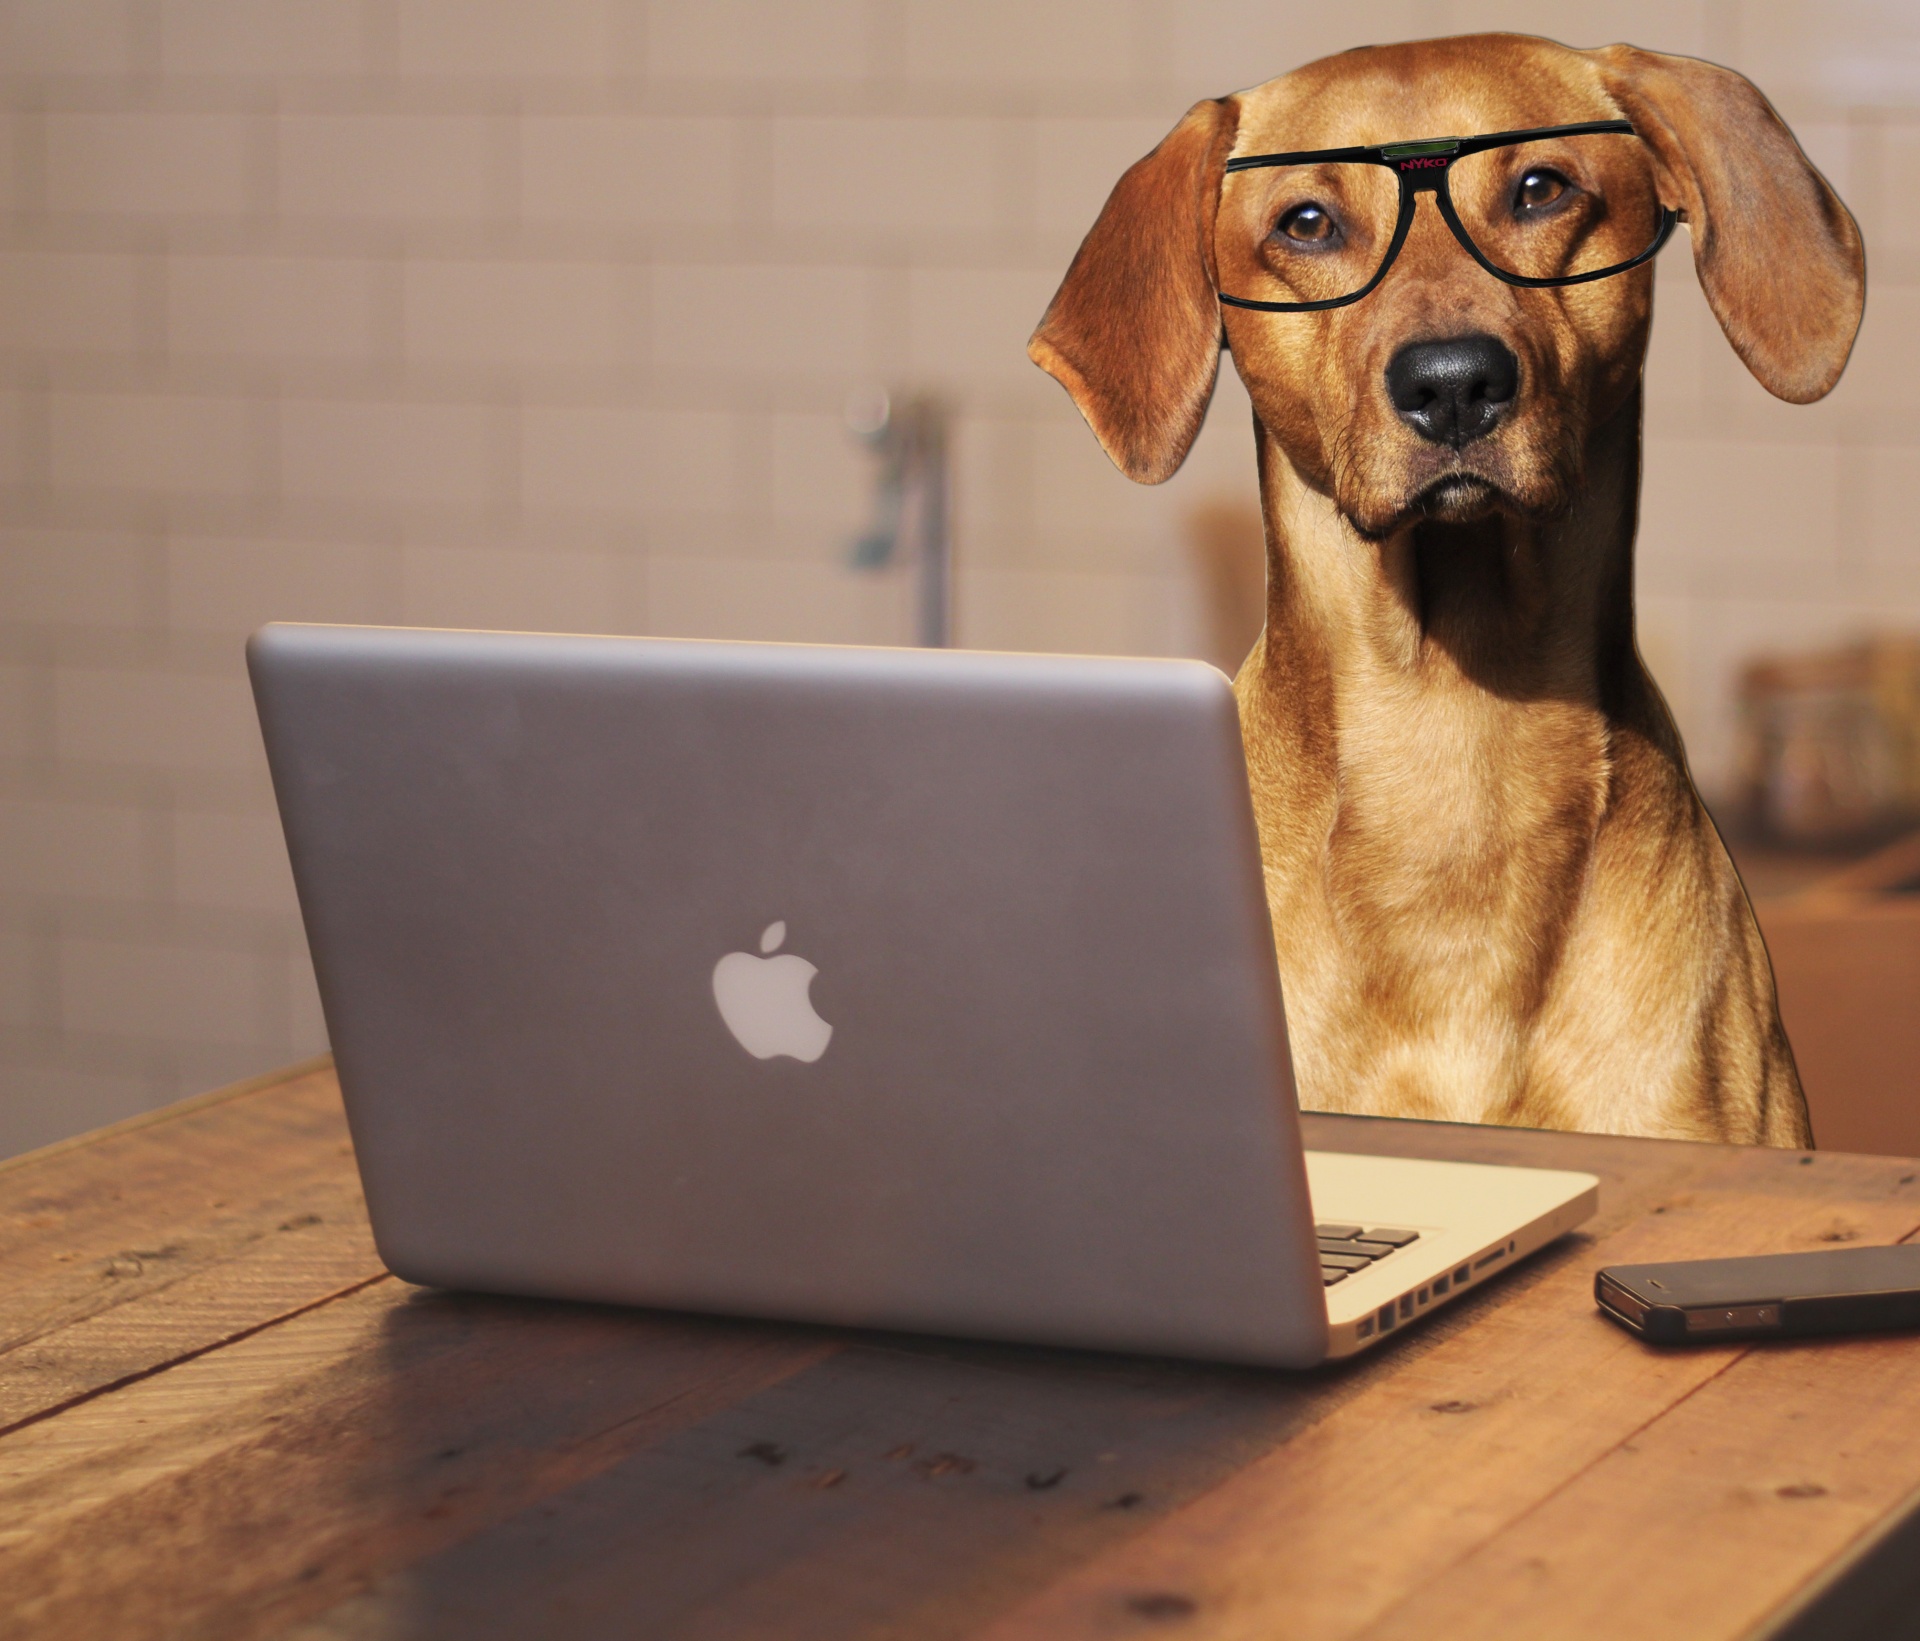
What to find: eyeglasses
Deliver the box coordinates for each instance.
[1217,120,1682,313]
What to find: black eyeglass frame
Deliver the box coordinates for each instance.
[1218,119,1683,314]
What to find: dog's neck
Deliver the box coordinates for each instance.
[1239,383,1680,918]
[1254,385,1644,718]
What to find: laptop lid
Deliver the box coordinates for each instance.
[250,624,1329,1367]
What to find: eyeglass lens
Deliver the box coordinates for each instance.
[1237,132,1665,305]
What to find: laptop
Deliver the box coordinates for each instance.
[249,623,1597,1369]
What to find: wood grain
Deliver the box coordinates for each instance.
[0,1061,382,1433]
[2,1278,833,1640]
[1357,1323,1920,1640]
[253,1121,1774,1639]
[971,1148,1920,1641]
[7,1067,1920,1641]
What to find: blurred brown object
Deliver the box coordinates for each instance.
[1185,501,1266,677]
[1736,634,1920,847]
[1756,828,1920,1155]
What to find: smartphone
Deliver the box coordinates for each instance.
[1596,1244,1920,1343]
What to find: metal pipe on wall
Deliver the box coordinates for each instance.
[848,390,952,648]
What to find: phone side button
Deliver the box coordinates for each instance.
[1684,1304,1783,1334]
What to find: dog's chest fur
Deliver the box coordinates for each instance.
[1234,398,1797,1140]
[1248,651,1611,1130]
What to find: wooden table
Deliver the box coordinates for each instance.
[8,1060,1920,1641]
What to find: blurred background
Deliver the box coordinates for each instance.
[2,0,1918,1158]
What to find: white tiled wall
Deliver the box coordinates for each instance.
[3,0,1917,1155]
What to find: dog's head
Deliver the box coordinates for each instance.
[1030,35,1865,539]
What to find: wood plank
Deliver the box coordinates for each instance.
[259,1148,1908,1641]
[4,1170,1467,1641]
[0,1056,333,1183]
[2,1279,833,1641]
[0,1059,345,1292]
[0,1062,357,1337]
[275,1330,1366,1641]
[0,1063,386,1432]
[1354,1315,1920,1640]
[0,1210,384,1436]
[0,1062,829,1638]
[13,1075,1917,1641]
[965,1148,1920,1641]
[4,1098,1701,1641]
[1760,1474,1920,1641]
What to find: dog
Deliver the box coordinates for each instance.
[1029,35,1865,1145]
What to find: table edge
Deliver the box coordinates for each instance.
[0,1053,336,1180]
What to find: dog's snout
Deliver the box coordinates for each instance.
[1385,335,1519,448]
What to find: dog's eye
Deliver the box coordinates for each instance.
[1276,202,1338,245]
[1515,168,1571,211]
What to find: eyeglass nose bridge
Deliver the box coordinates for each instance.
[1389,157,1549,292]
[1377,171,1469,281]
[1381,137,1461,193]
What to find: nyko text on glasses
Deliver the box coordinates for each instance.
[1218,120,1682,313]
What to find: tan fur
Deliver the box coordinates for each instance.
[1030,35,1866,1145]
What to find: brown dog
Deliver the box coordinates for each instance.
[1030,36,1865,1145]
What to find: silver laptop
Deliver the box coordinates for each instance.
[250,623,1596,1369]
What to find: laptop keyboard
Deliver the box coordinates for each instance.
[1317,1223,1420,1285]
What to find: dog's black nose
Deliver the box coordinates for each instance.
[1385,335,1519,447]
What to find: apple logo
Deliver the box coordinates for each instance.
[711,921,833,1062]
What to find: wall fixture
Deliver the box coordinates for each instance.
[847,388,952,648]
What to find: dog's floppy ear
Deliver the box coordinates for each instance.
[1029,98,1241,483]
[1596,45,1865,403]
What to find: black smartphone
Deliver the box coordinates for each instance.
[1596,1244,1920,1343]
